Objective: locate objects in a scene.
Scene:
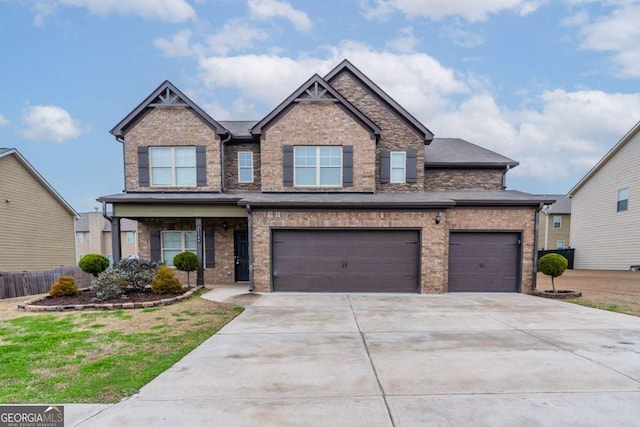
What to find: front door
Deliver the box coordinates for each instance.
[234,230,250,282]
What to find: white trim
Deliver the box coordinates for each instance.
[390,151,406,183]
[293,146,342,187]
[149,146,197,187]
[237,151,254,183]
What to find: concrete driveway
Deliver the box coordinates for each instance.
[74,292,640,426]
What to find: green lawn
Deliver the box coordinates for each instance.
[0,294,243,403]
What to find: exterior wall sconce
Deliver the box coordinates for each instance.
[435,212,442,225]
[222,221,228,231]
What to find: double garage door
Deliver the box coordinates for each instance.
[271,229,521,293]
[272,229,420,292]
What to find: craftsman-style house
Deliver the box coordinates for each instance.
[99,60,546,293]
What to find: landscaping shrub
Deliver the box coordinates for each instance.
[538,253,569,292]
[49,276,81,297]
[173,252,199,288]
[92,269,129,302]
[113,258,159,292]
[78,254,110,277]
[151,265,183,295]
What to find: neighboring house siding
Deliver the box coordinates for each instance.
[538,213,571,250]
[260,102,375,192]
[224,142,261,191]
[571,131,640,269]
[424,169,504,191]
[330,72,425,192]
[123,107,221,192]
[0,155,75,271]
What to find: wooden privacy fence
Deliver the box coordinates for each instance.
[0,267,92,299]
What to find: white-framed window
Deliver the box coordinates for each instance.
[294,146,342,186]
[617,188,629,212]
[390,152,406,183]
[76,232,83,244]
[107,254,113,266]
[150,146,196,186]
[161,231,197,266]
[126,232,134,244]
[553,215,562,229]
[556,240,565,249]
[238,151,254,183]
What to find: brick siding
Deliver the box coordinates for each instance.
[224,142,261,191]
[424,169,505,191]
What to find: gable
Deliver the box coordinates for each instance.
[110,80,228,139]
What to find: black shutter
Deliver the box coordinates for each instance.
[406,150,417,183]
[205,229,215,268]
[150,230,161,262]
[342,145,353,187]
[138,146,149,187]
[380,150,390,183]
[283,145,294,187]
[196,146,207,186]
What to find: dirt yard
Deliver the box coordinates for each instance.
[536,269,640,316]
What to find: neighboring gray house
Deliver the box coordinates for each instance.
[75,211,138,264]
[569,121,640,270]
[537,195,571,250]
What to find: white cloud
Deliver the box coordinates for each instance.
[31,1,57,26]
[20,105,82,142]
[154,30,201,57]
[247,0,313,32]
[440,21,485,48]
[360,0,546,22]
[206,20,270,55]
[386,27,419,53]
[576,4,640,77]
[0,114,9,127]
[58,0,196,23]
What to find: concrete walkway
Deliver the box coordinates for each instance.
[75,290,640,426]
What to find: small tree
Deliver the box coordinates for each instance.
[78,254,110,277]
[50,276,81,297]
[173,252,199,288]
[151,265,183,295]
[538,253,568,293]
[113,258,159,292]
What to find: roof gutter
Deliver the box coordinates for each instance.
[246,203,254,292]
[532,202,545,291]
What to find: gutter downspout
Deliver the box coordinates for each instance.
[220,132,232,192]
[533,202,544,291]
[246,204,254,292]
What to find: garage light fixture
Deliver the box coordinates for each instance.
[435,212,442,225]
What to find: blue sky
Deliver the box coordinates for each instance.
[2,0,640,212]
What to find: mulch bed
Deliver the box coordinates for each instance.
[33,289,189,306]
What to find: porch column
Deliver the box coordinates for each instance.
[111,217,121,263]
[196,217,204,286]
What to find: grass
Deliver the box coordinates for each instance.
[0,293,243,404]
[567,301,623,314]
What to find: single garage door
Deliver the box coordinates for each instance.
[272,229,420,292]
[448,232,520,292]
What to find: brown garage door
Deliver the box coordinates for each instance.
[448,232,520,292]
[272,229,420,292]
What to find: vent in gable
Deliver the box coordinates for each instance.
[149,87,189,107]
[295,81,338,103]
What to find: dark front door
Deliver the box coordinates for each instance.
[448,232,520,292]
[272,229,420,292]
[234,230,249,282]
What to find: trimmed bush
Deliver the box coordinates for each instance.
[49,276,81,297]
[538,253,569,292]
[91,269,129,302]
[173,252,199,288]
[113,258,159,292]
[78,254,110,277]
[151,265,183,295]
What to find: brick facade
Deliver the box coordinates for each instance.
[224,142,261,191]
[330,72,425,192]
[124,107,221,192]
[260,102,375,192]
[137,217,247,286]
[424,169,505,191]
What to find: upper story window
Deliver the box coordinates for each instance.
[617,188,629,212]
[553,215,562,228]
[161,231,196,266]
[294,146,342,187]
[150,147,196,186]
[556,240,565,249]
[238,151,254,183]
[390,152,406,183]
[126,232,135,244]
[76,232,83,244]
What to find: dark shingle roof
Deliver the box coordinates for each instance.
[425,138,519,168]
[219,121,258,138]
[75,212,138,232]
[537,194,571,214]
